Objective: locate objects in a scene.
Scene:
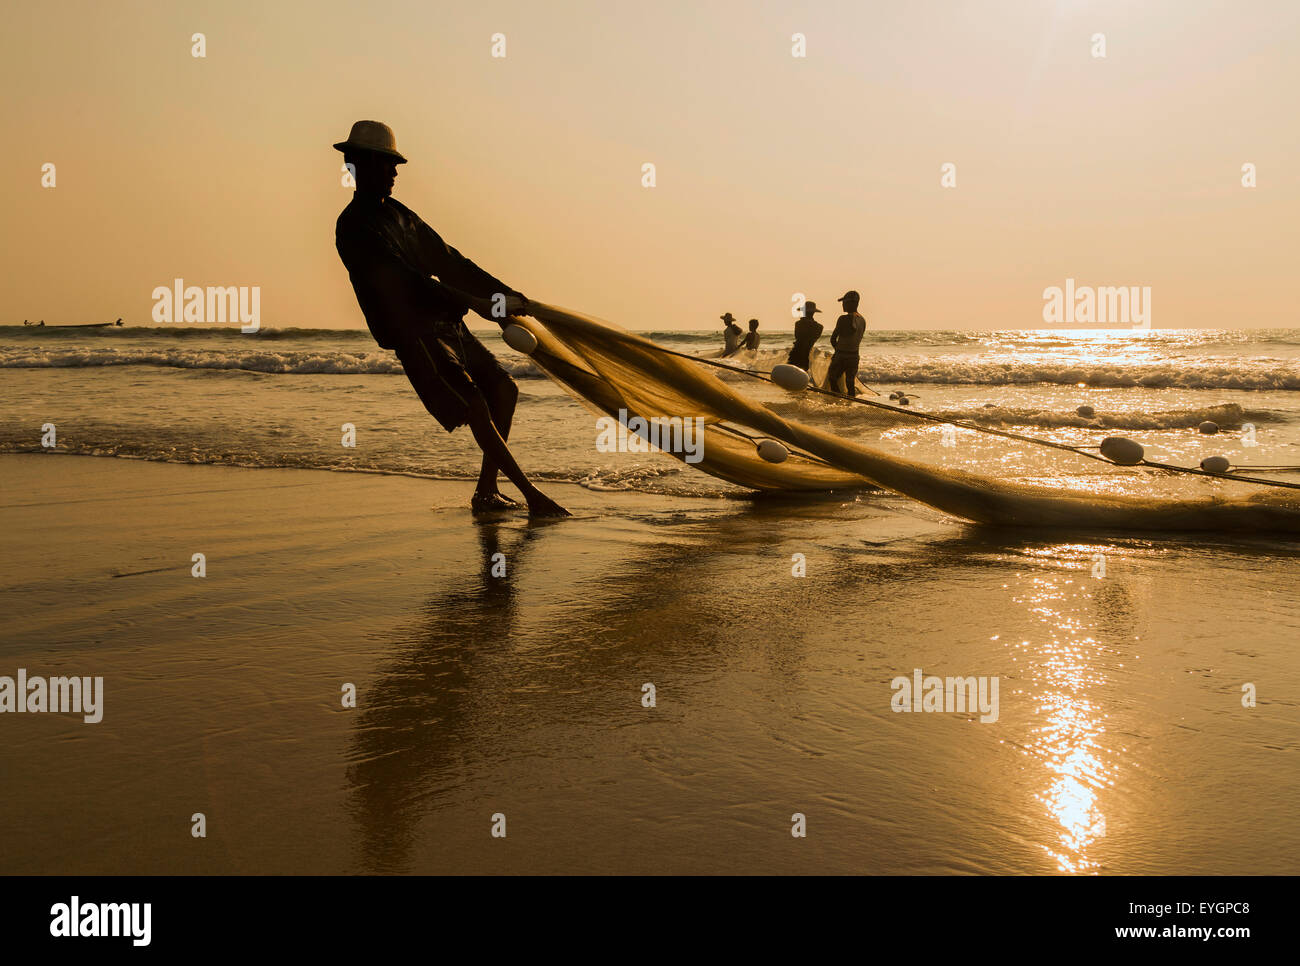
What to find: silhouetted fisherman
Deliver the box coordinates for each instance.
[720,312,743,357]
[824,290,867,397]
[787,301,823,371]
[332,120,567,516]
[742,319,761,351]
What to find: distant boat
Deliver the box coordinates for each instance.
[26,318,124,328]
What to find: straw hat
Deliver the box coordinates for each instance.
[332,120,407,163]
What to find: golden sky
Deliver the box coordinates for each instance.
[2,0,1297,331]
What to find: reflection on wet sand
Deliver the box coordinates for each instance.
[343,502,894,872]
[344,521,530,873]
[344,503,1290,874]
[922,529,1281,874]
[1013,559,1118,873]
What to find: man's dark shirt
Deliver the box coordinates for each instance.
[787,316,823,369]
[335,195,518,350]
[830,312,866,357]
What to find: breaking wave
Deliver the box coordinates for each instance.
[853,360,1300,391]
[3,346,1298,389]
[926,402,1270,430]
[0,347,547,378]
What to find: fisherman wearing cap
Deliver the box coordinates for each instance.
[824,291,867,397]
[719,312,744,357]
[787,300,823,371]
[332,120,567,516]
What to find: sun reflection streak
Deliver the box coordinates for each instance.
[1013,560,1116,873]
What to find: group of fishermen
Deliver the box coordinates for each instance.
[718,290,867,397]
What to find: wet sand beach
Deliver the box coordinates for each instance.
[2,453,1296,874]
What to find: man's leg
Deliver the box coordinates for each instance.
[474,378,517,500]
[845,357,860,398]
[398,332,566,516]
[463,393,568,516]
[824,356,846,394]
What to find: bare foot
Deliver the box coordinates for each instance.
[471,492,520,513]
[526,493,571,517]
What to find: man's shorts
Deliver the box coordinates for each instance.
[825,352,861,396]
[392,323,514,433]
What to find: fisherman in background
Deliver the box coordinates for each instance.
[742,318,761,351]
[786,300,823,371]
[823,291,866,397]
[720,312,744,357]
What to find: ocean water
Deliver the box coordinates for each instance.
[3,322,1299,501]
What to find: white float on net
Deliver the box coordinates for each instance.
[1100,436,1145,466]
[502,323,538,355]
[770,365,810,392]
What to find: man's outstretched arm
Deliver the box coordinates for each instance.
[411,216,525,302]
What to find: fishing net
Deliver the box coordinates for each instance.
[510,304,1300,534]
